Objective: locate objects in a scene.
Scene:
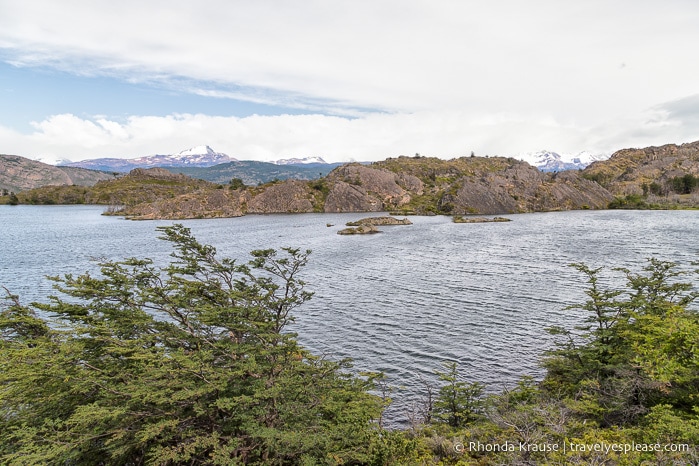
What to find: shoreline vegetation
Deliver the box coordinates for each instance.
[1,226,697,464]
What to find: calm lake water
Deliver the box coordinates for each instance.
[1,206,698,424]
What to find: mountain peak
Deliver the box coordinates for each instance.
[275,156,328,165]
[60,146,237,172]
[516,150,608,172]
[175,145,217,157]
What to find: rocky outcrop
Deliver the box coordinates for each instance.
[450,163,612,214]
[346,216,412,226]
[364,156,613,215]
[582,141,699,196]
[111,189,245,220]
[246,180,315,213]
[323,164,420,212]
[0,154,118,193]
[337,224,381,235]
[453,216,511,223]
[322,181,382,212]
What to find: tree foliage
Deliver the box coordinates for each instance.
[229,178,246,190]
[8,192,19,205]
[670,173,699,194]
[543,259,699,426]
[0,225,383,465]
[432,362,484,428]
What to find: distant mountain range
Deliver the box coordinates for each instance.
[274,156,328,165]
[58,147,343,185]
[60,145,237,172]
[58,145,609,174]
[516,150,609,172]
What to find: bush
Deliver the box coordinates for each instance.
[670,173,698,194]
[433,362,485,428]
[229,177,246,190]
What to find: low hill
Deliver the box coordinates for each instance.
[582,140,699,206]
[13,168,216,208]
[0,154,118,194]
[319,156,612,215]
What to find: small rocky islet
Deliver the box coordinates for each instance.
[337,216,412,235]
[452,215,511,223]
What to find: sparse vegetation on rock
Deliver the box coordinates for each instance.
[337,224,381,235]
[452,216,511,223]
[582,140,699,208]
[346,216,412,226]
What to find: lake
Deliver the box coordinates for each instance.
[1,205,697,424]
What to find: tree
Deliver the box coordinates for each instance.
[0,225,383,465]
[670,173,698,194]
[432,362,484,428]
[8,192,19,205]
[543,259,699,426]
[229,178,246,190]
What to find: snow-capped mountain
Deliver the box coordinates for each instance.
[36,156,74,166]
[60,146,237,172]
[274,156,328,165]
[516,150,609,172]
[128,146,236,167]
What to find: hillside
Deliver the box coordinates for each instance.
[12,155,615,219]
[14,168,216,209]
[164,160,343,185]
[582,140,699,206]
[346,155,613,214]
[124,156,614,219]
[0,154,119,194]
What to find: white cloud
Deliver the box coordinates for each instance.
[3,1,699,115]
[4,109,697,164]
[1,1,699,158]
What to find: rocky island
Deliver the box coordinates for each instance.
[337,224,381,235]
[452,216,511,223]
[345,216,413,226]
[336,215,413,235]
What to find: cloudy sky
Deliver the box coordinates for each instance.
[1,1,698,163]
